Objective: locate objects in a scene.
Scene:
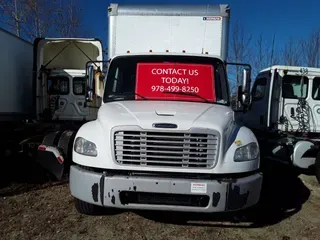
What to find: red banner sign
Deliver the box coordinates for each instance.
[135,63,216,102]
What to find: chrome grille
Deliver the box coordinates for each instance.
[114,131,218,168]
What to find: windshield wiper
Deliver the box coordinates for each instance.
[107,92,148,101]
[163,91,213,103]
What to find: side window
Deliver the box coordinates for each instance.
[312,77,320,100]
[110,67,127,93]
[282,75,308,99]
[252,78,267,101]
[73,77,86,95]
[215,63,229,103]
[47,76,69,95]
[107,63,136,94]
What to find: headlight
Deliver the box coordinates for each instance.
[234,142,259,162]
[74,137,97,156]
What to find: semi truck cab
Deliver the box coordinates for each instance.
[240,65,320,183]
[34,38,104,122]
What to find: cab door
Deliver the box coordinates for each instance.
[244,72,270,131]
[281,74,309,132]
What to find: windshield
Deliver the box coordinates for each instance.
[47,76,69,95]
[103,55,229,105]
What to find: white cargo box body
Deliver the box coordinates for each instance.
[0,28,33,121]
[108,4,230,60]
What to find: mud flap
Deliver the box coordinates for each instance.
[35,130,76,180]
[36,145,65,180]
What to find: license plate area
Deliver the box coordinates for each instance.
[119,191,209,207]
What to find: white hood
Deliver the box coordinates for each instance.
[97,100,234,132]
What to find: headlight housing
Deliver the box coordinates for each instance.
[234,142,259,162]
[74,137,97,156]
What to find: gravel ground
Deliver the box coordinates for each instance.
[0,169,319,240]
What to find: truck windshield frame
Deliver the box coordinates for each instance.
[103,55,230,105]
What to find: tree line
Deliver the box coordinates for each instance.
[0,0,87,42]
[1,2,318,95]
[228,21,320,94]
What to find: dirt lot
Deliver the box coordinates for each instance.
[0,169,319,240]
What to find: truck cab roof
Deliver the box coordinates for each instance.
[111,52,224,62]
[259,65,320,74]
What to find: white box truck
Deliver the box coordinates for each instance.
[69,3,263,215]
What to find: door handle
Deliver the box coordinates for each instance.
[290,107,295,117]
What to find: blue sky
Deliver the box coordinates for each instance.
[1,0,317,83]
[81,0,318,51]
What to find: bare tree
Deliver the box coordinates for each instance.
[22,0,57,40]
[251,34,280,76]
[0,0,28,37]
[300,28,320,67]
[229,21,252,87]
[281,37,302,66]
[252,34,267,76]
[0,0,86,41]
[54,0,83,37]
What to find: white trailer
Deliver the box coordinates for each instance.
[0,28,33,121]
[240,65,320,183]
[0,28,33,179]
[69,3,262,215]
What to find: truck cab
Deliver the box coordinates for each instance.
[69,3,263,215]
[240,65,320,183]
[34,38,104,122]
[30,38,104,180]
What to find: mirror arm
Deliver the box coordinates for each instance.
[225,61,252,109]
[225,61,252,72]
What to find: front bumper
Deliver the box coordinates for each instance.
[69,165,263,213]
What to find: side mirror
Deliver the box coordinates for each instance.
[86,65,94,102]
[241,68,251,106]
[242,68,249,92]
[237,85,243,103]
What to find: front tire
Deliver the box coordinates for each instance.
[74,198,104,215]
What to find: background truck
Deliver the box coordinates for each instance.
[69,3,263,215]
[0,28,104,183]
[239,65,320,184]
[31,37,104,179]
[0,28,33,184]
